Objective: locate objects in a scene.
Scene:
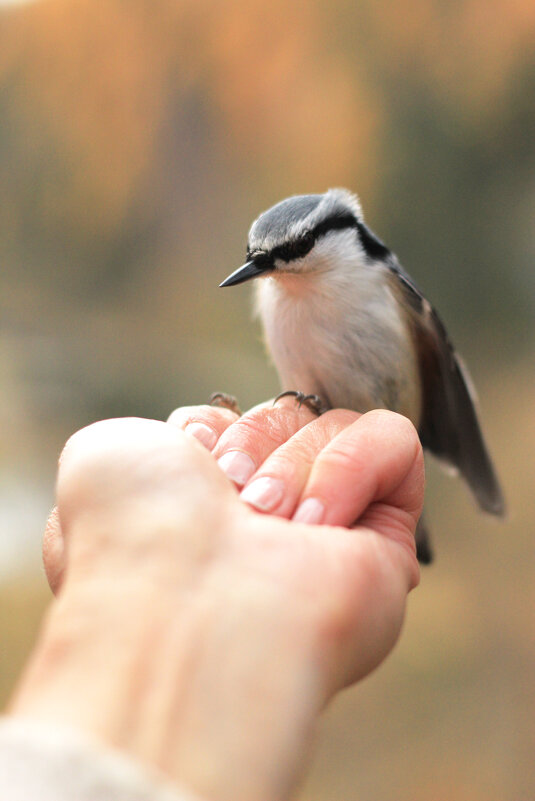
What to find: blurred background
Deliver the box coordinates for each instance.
[0,0,534,798]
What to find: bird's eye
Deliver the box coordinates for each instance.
[295,230,314,256]
[252,251,271,269]
[271,233,315,263]
[276,245,292,262]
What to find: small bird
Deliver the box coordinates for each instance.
[220,189,505,562]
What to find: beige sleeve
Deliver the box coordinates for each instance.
[0,717,202,801]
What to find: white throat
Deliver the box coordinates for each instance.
[254,238,421,422]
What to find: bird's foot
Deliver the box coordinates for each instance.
[209,392,242,415]
[273,390,328,416]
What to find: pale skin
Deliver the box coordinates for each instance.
[8,398,424,801]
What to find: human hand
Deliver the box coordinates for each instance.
[13,401,423,801]
[169,396,424,567]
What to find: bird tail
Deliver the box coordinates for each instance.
[416,514,433,564]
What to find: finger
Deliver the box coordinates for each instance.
[239,409,359,517]
[43,506,65,595]
[167,404,239,451]
[292,409,424,547]
[212,396,318,488]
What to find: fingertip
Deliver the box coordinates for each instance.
[218,450,256,487]
[292,497,325,524]
[167,404,240,450]
[297,409,424,529]
[184,421,218,450]
[212,400,317,479]
[358,408,419,451]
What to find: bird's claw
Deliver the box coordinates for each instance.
[209,392,242,415]
[273,390,328,416]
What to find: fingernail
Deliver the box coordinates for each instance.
[185,422,218,450]
[217,450,256,486]
[241,477,285,512]
[293,497,325,525]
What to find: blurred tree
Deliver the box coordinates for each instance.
[0,0,533,432]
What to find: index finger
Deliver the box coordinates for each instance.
[212,396,319,487]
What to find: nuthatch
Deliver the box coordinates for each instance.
[220,189,505,562]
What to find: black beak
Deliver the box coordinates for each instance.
[219,259,272,287]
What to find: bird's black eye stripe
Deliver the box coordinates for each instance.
[311,211,358,240]
[355,220,391,261]
[271,231,315,263]
[268,213,359,263]
[247,211,375,266]
[246,250,274,269]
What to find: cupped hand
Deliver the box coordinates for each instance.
[168,395,424,690]
[33,402,424,801]
[168,396,424,561]
[43,399,424,687]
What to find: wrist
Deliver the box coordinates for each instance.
[11,520,327,801]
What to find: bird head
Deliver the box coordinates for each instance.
[220,189,389,288]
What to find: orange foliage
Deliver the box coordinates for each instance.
[203,0,379,188]
[0,0,381,226]
[0,0,532,225]
[0,1,175,231]
[364,0,535,117]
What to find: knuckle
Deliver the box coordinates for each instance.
[239,406,295,447]
[320,442,364,475]
[268,441,313,476]
[321,408,360,427]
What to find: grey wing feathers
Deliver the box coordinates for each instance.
[390,261,505,517]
